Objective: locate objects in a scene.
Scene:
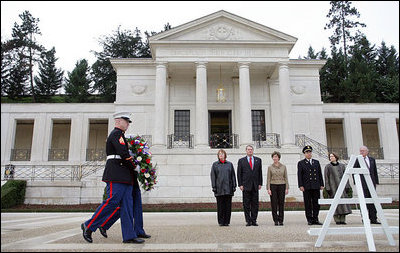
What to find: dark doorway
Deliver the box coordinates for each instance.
[209,111,236,148]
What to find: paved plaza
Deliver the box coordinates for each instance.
[1,209,399,252]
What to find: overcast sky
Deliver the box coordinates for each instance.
[1,1,399,74]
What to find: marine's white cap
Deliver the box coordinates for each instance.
[113,111,132,123]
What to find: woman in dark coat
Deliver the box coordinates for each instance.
[324,152,352,225]
[210,149,237,226]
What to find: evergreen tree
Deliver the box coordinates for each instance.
[375,42,399,102]
[318,47,328,60]
[34,47,64,99]
[10,10,45,102]
[319,46,347,102]
[64,59,92,102]
[304,46,319,59]
[324,1,366,66]
[91,26,152,102]
[344,35,378,102]
[4,53,29,100]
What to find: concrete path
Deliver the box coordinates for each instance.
[1,209,399,252]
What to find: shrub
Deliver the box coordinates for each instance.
[1,180,27,209]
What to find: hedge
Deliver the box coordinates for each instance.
[1,180,27,209]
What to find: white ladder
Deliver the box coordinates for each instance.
[308,155,398,252]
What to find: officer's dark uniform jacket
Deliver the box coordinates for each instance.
[297,158,324,190]
[102,127,138,187]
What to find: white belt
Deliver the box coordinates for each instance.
[107,155,121,160]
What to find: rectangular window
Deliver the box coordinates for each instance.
[252,110,266,141]
[174,110,190,140]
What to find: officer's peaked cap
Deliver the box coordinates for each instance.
[302,145,313,153]
[113,111,132,123]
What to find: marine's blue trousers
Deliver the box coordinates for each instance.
[84,182,135,241]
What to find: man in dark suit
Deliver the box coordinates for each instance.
[297,145,324,225]
[354,145,380,224]
[237,145,263,226]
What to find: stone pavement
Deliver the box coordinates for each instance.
[1,209,399,252]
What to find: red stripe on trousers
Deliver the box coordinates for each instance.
[87,182,113,229]
[101,206,120,227]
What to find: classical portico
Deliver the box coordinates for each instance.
[112,10,300,150]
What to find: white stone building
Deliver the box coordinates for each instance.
[1,10,399,205]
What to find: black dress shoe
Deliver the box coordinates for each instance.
[123,238,145,243]
[81,223,93,243]
[274,222,278,226]
[252,222,258,226]
[308,221,313,225]
[279,222,284,226]
[314,221,323,225]
[99,226,108,238]
[342,222,347,225]
[223,224,229,226]
[137,233,151,239]
[371,220,381,224]
[336,222,341,225]
[246,222,251,226]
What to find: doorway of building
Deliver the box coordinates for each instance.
[209,110,233,148]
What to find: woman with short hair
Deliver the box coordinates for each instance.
[324,152,352,225]
[267,151,289,226]
[210,149,237,226]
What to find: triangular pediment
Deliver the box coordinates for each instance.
[150,10,297,43]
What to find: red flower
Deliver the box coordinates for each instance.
[138,149,142,153]
[141,168,146,173]
[130,140,135,145]
[146,159,151,164]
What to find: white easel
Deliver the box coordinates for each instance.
[308,155,398,252]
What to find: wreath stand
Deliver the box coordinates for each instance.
[308,155,398,251]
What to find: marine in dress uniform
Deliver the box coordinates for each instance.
[81,112,144,244]
[297,145,324,225]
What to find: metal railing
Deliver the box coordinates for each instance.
[209,133,239,149]
[10,149,31,161]
[327,147,349,160]
[167,134,194,149]
[255,133,280,148]
[86,149,106,161]
[367,147,384,160]
[1,161,106,181]
[48,149,69,161]
[295,134,330,159]
[2,164,81,181]
[377,163,399,179]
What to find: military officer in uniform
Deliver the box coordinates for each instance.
[81,112,144,244]
[297,145,324,225]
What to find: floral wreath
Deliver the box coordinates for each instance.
[126,135,157,191]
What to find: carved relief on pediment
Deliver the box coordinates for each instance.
[208,24,240,40]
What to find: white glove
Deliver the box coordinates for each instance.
[135,165,140,173]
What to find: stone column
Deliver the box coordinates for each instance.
[278,62,294,146]
[238,62,253,148]
[195,62,209,148]
[31,113,51,161]
[153,62,167,147]
[269,79,281,134]
[378,114,399,160]
[343,114,363,156]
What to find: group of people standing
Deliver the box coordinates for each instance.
[81,110,380,243]
[210,144,380,227]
